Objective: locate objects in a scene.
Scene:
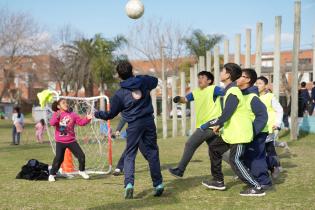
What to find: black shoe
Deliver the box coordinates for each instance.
[261,184,273,191]
[168,168,183,178]
[240,187,266,197]
[271,167,281,179]
[202,180,226,190]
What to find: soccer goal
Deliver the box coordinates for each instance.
[43,91,112,175]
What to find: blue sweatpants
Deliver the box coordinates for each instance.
[244,132,272,186]
[123,117,163,187]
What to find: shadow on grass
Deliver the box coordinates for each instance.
[89,175,209,210]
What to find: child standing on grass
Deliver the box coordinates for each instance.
[35,119,46,143]
[12,107,24,145]
[94,60,164,199]
[48,98,93,182]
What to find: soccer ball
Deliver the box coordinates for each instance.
[125,0,144,19]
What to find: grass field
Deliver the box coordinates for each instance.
[1,117,315,210]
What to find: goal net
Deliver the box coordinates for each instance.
[43,91,112,175]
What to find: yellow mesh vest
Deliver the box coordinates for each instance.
[259,92,276,133]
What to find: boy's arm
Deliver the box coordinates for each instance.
[200,94,239,129]
[94,94,122,121]
[251,97,268,136]
[173,92,193,104]
[141,75,158,90]
[271,97,283,128]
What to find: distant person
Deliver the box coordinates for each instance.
[311,81,315,115]
[35,119,46,143]
[12,107,24,145]
[299,82,311,114]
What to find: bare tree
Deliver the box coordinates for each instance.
[0,8,47,102]
[126,18,191,79]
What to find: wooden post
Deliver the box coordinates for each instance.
[224,40,229,65]
[190,67,196,133]
[245,29,251,68]
[214,45,220,85]
[206,51,212,72]
[291,0,301,140]
[255,22,263,76]
[273,16,282,100]
[172,76,177,137]
[235,34,241,65]
[199,56,205,71]
[151,88,157,126]
[162,80,168,139]
[180,72,186,136]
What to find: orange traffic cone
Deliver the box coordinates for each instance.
[61,148,75,173]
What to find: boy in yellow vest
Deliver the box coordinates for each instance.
[256,76,283,179]
[201,63,265,196]
[237,69,272,190]
[169,71,223,178]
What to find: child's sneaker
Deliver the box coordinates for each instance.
[112,168,123,176]
[79,171,90,179]
[202,180,226,190]
[153,183,164,197]
[48,175,56,182]
[124,183,134,199]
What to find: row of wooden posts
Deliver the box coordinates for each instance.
[150,0,308,141]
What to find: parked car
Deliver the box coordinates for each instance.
[170,106,191,118]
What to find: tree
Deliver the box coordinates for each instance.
[0,8,47,102]
[184,29,223,59]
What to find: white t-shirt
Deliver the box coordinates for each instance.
[12,113,24,125]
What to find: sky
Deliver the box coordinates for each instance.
[1,0,315,55]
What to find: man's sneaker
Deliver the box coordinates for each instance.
[202,180,226,190]
[168,168,183,178]
[79,171,90,179]
[271,167,281,179]
[240,187,266,196]
[112,168,123,176]
[153,183,164,197]
[48,175,56,182]
[124,183,134,199]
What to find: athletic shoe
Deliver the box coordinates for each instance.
[48,175,56,182]
[202,180,226,190]
[271,167,281,179]
[240,187,266,196]
[261,184,273,191]
[168,168,184,178]
[153,183,164,197]
[79,171,90,179]
[124,183,134,199]
[112,168,123,176]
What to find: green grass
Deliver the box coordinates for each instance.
[1,118,315,210]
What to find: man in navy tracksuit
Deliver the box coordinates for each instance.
[237,68,272,190]
[94,60,163,199]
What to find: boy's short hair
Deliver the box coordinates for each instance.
[116,60,133,80]
[223,63,242,82]
[198,71,214,85]
[301,81,306,87]
[313,81,315,85]
[257,76,269,85]
[242,68,257,86]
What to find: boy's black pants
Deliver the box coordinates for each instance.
[209,137,260,188]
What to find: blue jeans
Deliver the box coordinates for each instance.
[12,125,20,145]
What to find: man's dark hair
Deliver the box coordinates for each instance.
[301,81,306,88]
[257,76,269,85]
[242,68,257,86]
[223,63,242,82]
[198,71,214,85]
[116,60,133,80]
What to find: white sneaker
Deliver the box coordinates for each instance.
[48,175,55,182]
[79,171,90,179]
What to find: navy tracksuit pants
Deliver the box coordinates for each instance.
[123,117,163,187]
[244,132,272,186]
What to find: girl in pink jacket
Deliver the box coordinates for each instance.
[48,98,93,182]
[35,119,46,143]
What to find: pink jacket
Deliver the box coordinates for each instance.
[50,111,91,143]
